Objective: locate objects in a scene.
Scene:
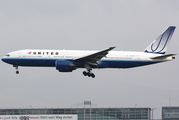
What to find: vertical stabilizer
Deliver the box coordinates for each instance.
[144,26,176,54]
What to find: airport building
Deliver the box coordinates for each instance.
[162,106,179,120]
[3,106,179,120]
[0,107,151,120]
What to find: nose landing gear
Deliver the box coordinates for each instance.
[13,65,19,74]
[16,71,19,74]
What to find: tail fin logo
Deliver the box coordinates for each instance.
[144,26,176,54]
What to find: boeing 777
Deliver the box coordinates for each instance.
[2,26,176,78]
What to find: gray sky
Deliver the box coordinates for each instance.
[0,0,179,119]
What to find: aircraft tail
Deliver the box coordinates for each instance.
[144,26,176,54]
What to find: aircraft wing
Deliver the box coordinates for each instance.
[73,47,115,63]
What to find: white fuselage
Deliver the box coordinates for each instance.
[2,49,173,69]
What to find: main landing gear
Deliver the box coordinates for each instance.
[83,64,95,78]
[13,65,19,74]
[83,71,95,78]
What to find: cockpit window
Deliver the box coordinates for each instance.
[5,54,10,57]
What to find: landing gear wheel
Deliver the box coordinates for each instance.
[87,72,91,77]
[91,73,95,78]
[82,71,95,78]
[83,71,87,76]
[16,71,19,74]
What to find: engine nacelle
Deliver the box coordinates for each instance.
[55,60,75,72]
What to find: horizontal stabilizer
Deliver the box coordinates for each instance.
[150,54,176,59]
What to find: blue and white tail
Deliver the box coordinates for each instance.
[144,26,176,54]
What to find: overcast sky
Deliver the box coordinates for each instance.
[0,0,179,119]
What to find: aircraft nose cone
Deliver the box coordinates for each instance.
[1,56,14,65]
[1,56,7,63]
[1,57,5,62]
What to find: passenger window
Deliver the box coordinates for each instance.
[56,52,59,55]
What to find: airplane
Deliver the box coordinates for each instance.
[1,26,176,78]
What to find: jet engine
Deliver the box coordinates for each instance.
[55,60,75,72]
